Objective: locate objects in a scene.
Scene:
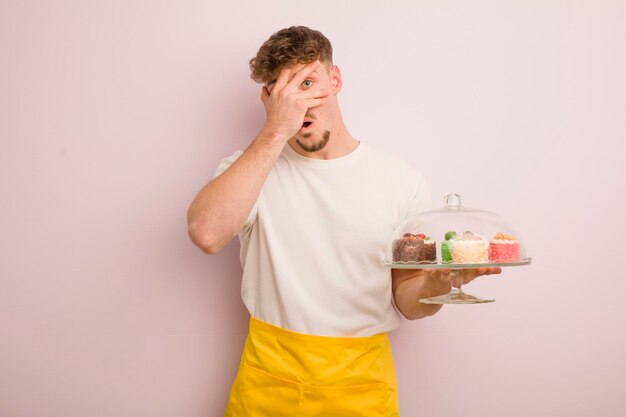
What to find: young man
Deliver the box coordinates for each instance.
[187,26,500,416]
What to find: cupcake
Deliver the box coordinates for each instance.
[441,231,457,263]
[489,232,521,262]
[450,231,488,263]
[392,233,436,263]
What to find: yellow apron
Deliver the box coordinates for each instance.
[225,317,400,417]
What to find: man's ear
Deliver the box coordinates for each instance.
[330,65,343,94]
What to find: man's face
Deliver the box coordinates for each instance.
[266,61,341,153]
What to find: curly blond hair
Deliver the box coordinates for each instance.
[249,26,333,84]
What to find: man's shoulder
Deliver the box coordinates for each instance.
[361,142,421,176]
[212,149,245,179]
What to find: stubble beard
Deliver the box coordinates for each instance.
[296,130,331,153]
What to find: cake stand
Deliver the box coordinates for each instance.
[383,194,532,304]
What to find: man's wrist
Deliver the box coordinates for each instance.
[259,125,291,145]
[421,273,451,299]
[247,127,289,163]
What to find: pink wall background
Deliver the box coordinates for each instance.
[1,1,625,416]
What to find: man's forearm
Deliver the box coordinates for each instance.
[392,271,447,320]
[188,62,330,254]
[187,128,286,253]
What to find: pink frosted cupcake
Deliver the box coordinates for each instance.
[489,233,521,262]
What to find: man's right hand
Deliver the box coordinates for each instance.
[260,60,330,141]
[188,61,331,255]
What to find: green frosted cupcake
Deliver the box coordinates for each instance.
[441,231,457,263]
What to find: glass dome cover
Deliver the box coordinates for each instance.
[384,194,531,269]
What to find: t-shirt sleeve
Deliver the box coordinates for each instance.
[405,173,432,218]
[212,150,258,235]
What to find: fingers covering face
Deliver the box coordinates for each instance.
[272,66,293,91]
[291,87,331,100]
[287,61,321,89]
[271,61,322,93]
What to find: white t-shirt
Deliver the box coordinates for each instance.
[214,142,431,336]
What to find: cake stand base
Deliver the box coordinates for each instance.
[419,288,495,305]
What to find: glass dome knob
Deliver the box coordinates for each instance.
[444,193,463,209]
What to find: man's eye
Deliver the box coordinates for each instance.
[302,79,313,88]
